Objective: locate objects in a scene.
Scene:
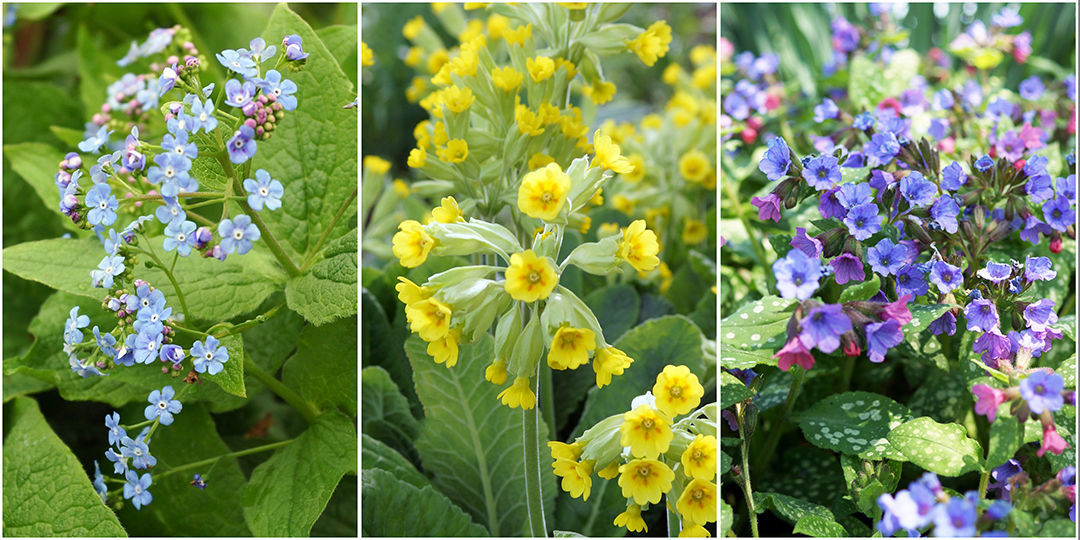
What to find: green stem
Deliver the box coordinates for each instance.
[540,363,555,440]
[243,353,318,422]
[720,161,774,292]
[122,419,154,431]
[156,439,294,480]
[170,322,210,338]
[978,470,991,500]
[300,187,358,272]
[140,234,190,320]
[840,355,855,393]
[753,365,806,472]
[124,191,227,202]
[738,404,760,538]
[213,302,285,338]
[666,503,681,536]
[240,201,303,277]
[523,368,547,537]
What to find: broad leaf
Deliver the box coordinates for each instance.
[361,366,419,464]
[583,284,640,342]
[887,417,983,476]
[361,469,488,537]
[838,275,880,303]
[720,296,795,369]
[360,434,430,489]
[3,142,81,228]
[793,515,848,537]
[285,230,358,326]
[283,316,358,415]
[796,391,913,460]
[720,371,753,409]
[985,410,1022,471]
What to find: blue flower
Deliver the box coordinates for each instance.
[147,152,193,191]
[166,113,194,135]
[992,6,1023,27]
[1020,215,1052,244]
[158,64,179,96]
[120,216,154,243]
[974,154,995,172]
[899,171,937,207]
[144,385,183,425]
[932,88,954,110]
[244,169,284,211]
[155,196,186,225]
[1019,76,1045,100]
[930,194,960,233]
[841,152,865,168]
[78,125,113,154]
[1026,172,1054,203]
[1023,299,1058,332]
[191,335,229,375]
[932,493,977,537]
[895,265,928,298]
[189,98,219,134]
[216,49,257,78]
[772,250,821,301]
[843,203,882,241]
[836,182,872,209]
[255,69,299,111]
[65,306,91,343]
[93,326,118,359]
[85,184,119,227]
[813,98,839,123]
[218,214,261,255]
[863,131,900,165]
[1020,371,1065,415]
[722,92,749,120]
[852,112,874,130]
[867,238,906,277]
[93,461,107,503]
[123,470,154,510]
[866,319,903,363]
[105,411,126,447]
[988,459,1022,500]
[283,34,309,60]
[132,330,163,365]
[985,501,1011,521]
[929,261,963,293]
[1058,174,1076,203]
[757,136,791,181]
[120,432,157,470]
[191,473,208,490]
[163,220,197,256]
[789,227,822,258]
[68,354,103,377]
[977,261,1012,283]
[227,125,258,164]
[1024,256,1056,282]
[802,155,841,191]
[798,304,852,354]
[928,311,957,336]
[224,78,256,108]
[159,343,186,365]
[91,255,125,289]
[927,118,949,141]
[249,37,277,62]
[965,299,1000,332]
[105,447,129,475]
[162,130,198,160]
[1042,195,1075,232]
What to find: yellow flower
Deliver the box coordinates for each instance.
[593,346,633,387]
[547,326,596,370]
[404,46,423,67]
[426,49,449,75]
[504,250,558,302]
[618,220,660,272]
[559,459,593,501]
[614,504,648,533]
[681,435,717,481]
[617,458,674,505]
[641,113,663,130]
[404,297,453,342]
[592,131,634,174]
[692,64,716,90]
[596,461,620,479]
[485,358,508,385]
[394,276,430,306]
[589,188,603,206]
[431,64,452,87]
[583,80,616,104]
[407,146,427,168]
[486,13,510,40]
[527,56,555,82]
[679,523,711,537]
[662,63,683,85]
[612,194,634,215]
[555,57,578,78]
[497,376,536,409]
[431,2,450,14]
[392,179,411,197]
[528,153,554,170]
[437,139,469,163]
[464,2,489,9]
[690,44,716,66]
[538,103,561,125]
[458,19,484,44]
[653,364,704,418]
[683,219,707,244]
[668,91,699,114]
[414,120,432,146]
[427,328,461,367]
[627,21,672,67]
[432,121,449,147]
[363,156,391,175]
[450,46,479,77]
[361,42,374,67]
[443,85,475,113]
[597,222,620,238]
[549,441,584,462]
[431,196,464,223]
[517,163,571,221]
[503,24,532,46]
[676,479,717,525]
[560,107,588,139]
[620,405,673,458]
[624,154,646,183]
[679,150,710,182]
[403,15,426,40]
[515,104,546,136]
[577,215,591,234]
[392,220,435,268]
[491,66,524,92]
[405,76,427,102]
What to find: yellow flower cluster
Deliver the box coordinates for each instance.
[395,276,464,369]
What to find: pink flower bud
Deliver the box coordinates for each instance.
[775,338,815,372]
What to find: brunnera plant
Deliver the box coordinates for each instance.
[720,4,1076,538]
[3,4,357,536]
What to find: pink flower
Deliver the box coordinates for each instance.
[972,384,1007,422]
[1019,123,1045,150]
[775,337,815,372]
[1038,423,1069,457]
[881,294,914,326]
[751,194,783,222]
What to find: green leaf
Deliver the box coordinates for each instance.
[2,396,127,537]
[310,476,357,537]
[1060,354,1076,389]
[285,230,358,326]
[208,334,246,397]
[985,411,1022,471]
[720,450,732,475]
[361,469,489,537]
[907,371,968,423]
[720,500,734,536]
[317,25,359,88]
[77,25,120,117]
[906,304,958,335]
[1038,519,1076,537]
[719,296,795,369]
[360,434,430,490]
[583,284,640,342]
[361,366,420,464]
[839,275,880,303]
[241,410,357,536]
[758,446,847,503]
[840,166,871,183]
[887,417,983,476]
[754,491,835,524]
[256,4,358,261]
[405,334,557,536]
[553,531,586,538]
[796,391,913,460]
[283,316,358,415]
[793,515,848,537]
[720,371,753,409]
[4,143,80,228]
[16,3,63,20]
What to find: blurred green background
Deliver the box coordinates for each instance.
[721,2,1076,97]
[361,2,716,173]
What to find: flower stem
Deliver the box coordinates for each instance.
[156,439,294,480]
[300,187,358,272]
[978,469,991,500]
[242,353,318,422]
[139,234,190,320]
[753,365,805,472]
[523,367,547,537]
[720,160,774,292]
[840,354,855,392]
[737,403,760,538]
[666,503,681,536]
[540,363,555,439]
[240,200,303,277]
[212,302,285,338]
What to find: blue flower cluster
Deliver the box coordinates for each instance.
[877,473,1011,537]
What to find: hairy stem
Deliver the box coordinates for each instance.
[738,404,760,538]
[240,200,303,277]
[139,235,190,320]
[156,439,294,480]
[523,367,547,537]
[301,187,358,272]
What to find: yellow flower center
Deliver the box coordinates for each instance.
[692,449,703,460]
[692,488,704,501]
[641,418,654,430]
[637,466,651,478]
[669,385,682,398]
[541,191,553,203]
[528,271,541,283]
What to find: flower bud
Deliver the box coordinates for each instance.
[194,226,212,248]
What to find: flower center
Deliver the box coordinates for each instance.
[817,168,827,179]
[204,352,213,360]
[177,233,186,242]
[541,192,553,203]
[105,265,114,274]
[637,466,650,478]
[528,271,541,284]
[641,418,654,429]
[1035,384,1045,394]
[669,385,682,397]
[233,230,244,240]
[942,273,952,282]
[259,187,269,196]
[200,112,208,121]
[159,402,167,409]
[692,488,704,501]
[856,219,865,227]
[692,449,703,460]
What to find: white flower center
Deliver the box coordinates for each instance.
[177,233,186,242]
[259,187,269,196]
[233,230,244,240]
[105,265,114,274]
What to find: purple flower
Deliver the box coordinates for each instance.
[802,155,841,191]
[965,299,1000,332]
[895,265,928,298]
[1019,76,1045,100]
[992,6,1023,27]
[836,182,872,209]
[224,79,256,108]
[932,493,977,537]
[842,152,865,168]
[790,227,822,258]
[865,319,903,363]
[938,161,966,192]
[867,238,906,276]
[977,261,1012,283]
[227,125,258,164]
[830,253,865,285]
[1025,256,1056,281]
[1042,195,1075,231]
[831,17,860,53]
[723,92,749,120]
[1020,371,1065,414]
[996,131,1026,162]
[799,304,852,354]
[772,249,821,301]
[930,194,960,233]
[282,34,309,60]
[1021,215,1052,244]
[986,97,1015,120]
[751,194,782,222]
[1023,299,1058,332]
[1058,174,1076,203]
[932,89,955,110]
[123,127,145,171]
[899,171,937,207]
[973,329,1011,367]
[818,187,847,219]
[974,154,995,172]
[927,118,949,141]
[929,261,963,293]
[864,131,900,165]
[928,311,957,336]
[876,482,937,535]
[813,98,839,123]
[868,169,896,194]
[843,203,882,241]
[989,459,1022,500]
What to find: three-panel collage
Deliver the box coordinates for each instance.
[0,1,1075,539]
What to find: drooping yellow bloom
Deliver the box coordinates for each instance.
[679,150,710,182]
[414,120,432,146]
[392,179,411,197]
[431,2,450,14]
[617,220,660,272]
[437,139,469,163]
[527,56,555,82]
[596,461,620,479]
[547,326,596,370]
[624,154,646,183]
[503,24,532,46]
[363,156,391,175]
[627,21,672,67]
[485,358,508,385]
[491,66,524,92]
[361,42,374,67]
[486,13,510,40]
[405,76,427,102]
[554,57,578,78]
[681,435,718,481]
[517,163,571,221]
[549,441,583,463]
[431,196,464,223]
[408,146,427,168]
[450,46,479,77]
[559,459,593,501]
[427,328,461,367]
[443,85,475,113]
[653,364,704,418]
[614,504,648,533]
[426,49,449,75]
[683,219,707,244]
[592,131,634,174]
[676,479,717,525]
[528,153,554,170]
[612,194,634,215]
[430,64,452,87]
[432,121,449,146]
[617,458,674,505]
[402,15,426,40]
[576,215,591,234]
[597,222,620,238]
[394,276,430,306]
[497,376,536,409]
[583,80,616,105]
[620,405,673,458]
[392,220,435,268]
[404,297,452,342]
[560,107,588,139]
[678,523,711,537]
[588,188,604,206]
[504,250,558,302]
[515,104,546,136]
[593,346,633,387]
